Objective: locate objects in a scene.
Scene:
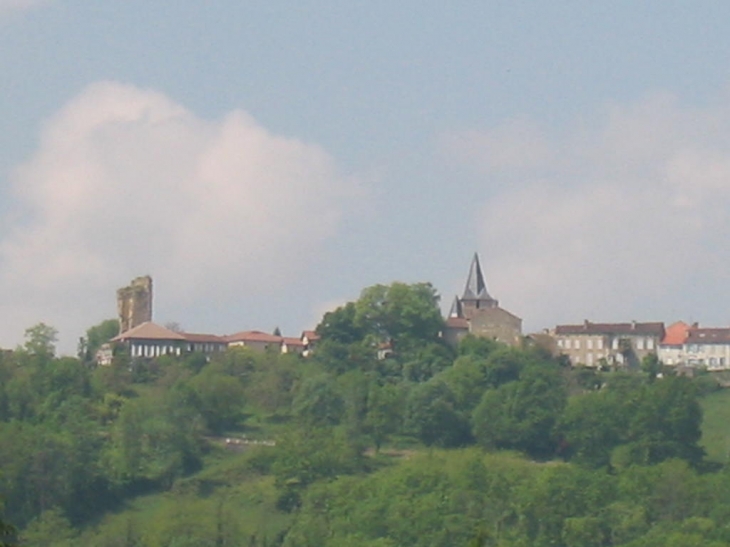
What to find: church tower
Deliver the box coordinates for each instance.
[460,253,498,317]
[444,253,522,347]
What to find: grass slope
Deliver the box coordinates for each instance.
[700,389,730,464]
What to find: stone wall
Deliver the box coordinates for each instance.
[117,276,153,334]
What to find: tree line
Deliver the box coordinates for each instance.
[0,281,721,546]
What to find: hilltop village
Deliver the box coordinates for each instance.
[4,252,730,547]
[102,254,727,372]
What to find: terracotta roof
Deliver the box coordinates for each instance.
[183,332,227,344]
[301,330,320,342]
[112,322,186,342]
[282,337,306,347]
[445,317,469,329]
[226,330,283,344]
[661,321,691,346]
[685,328,730,344]
[554,321,665,337]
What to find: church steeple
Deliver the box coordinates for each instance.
[461,253,498,308]
[449,295,463,318]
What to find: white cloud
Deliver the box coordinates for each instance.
[0,81,362,352]
[446,93,730,331]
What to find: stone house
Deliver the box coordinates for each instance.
[225,330,283,352]
[552,321,665,367]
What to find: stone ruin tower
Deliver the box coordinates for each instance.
[117,276,153,334]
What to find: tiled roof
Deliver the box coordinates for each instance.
[282,337,306,347]
[183,332,227,344]
[445,317,469,329]
[301,330,320,342]
[661,321,691,346]
[555,321,665,337]
[226,330,283,344]
[685,328,730,344]
[112,322,186,342]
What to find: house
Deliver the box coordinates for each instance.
[658,321,693,366]
[226,330,283,352]
[181,332,228,354]
[110,321,187,359]
[103,322,228,364]
[281,337,306,355]
[552,320,665,367]
[680,327,730,370]
[443,253,522,347]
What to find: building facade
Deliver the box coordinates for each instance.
[553,321,665,367]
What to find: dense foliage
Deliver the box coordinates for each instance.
[0,283,724,546]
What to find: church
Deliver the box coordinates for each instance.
[443,253,522,347]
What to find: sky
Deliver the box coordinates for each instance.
[3,1,730,353]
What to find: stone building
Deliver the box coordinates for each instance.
[117,276,153,334]
[552,321,665,367]
[443,253,522,347]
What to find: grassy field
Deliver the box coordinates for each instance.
[700,388,730,464]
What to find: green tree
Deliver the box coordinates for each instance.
[292,375,344,427]
[23,323,58,358]
[363,383,403,452]
[473,364,567,458]
[405,380,471,447]
[79,319,119,363]
[0,515,16,547]
[354,282,444,346]
[186,364,246,433]
[641,352,662,382]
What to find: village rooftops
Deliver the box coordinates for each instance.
[301,330,320,342]
[111,321,186,342]
[685,327,730,344]
[554,321,665,337]
[181,332,228,344]
[225,330,283,344]
[445,316,469,329]
[661,321,693,346]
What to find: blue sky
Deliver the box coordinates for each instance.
[3,1,730,352]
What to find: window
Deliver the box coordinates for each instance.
[587,339,593,350]
[612,338,619,350]
[636,338,644,350]
[575,339,581,350]
[597,339,604,349]
[647,338,654,350]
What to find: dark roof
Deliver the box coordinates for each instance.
[685,328,730,344]
[555,321,665,337]
[462,253,497,304]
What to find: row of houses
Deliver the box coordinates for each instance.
[549,320,730,370]
[97,322,320,365]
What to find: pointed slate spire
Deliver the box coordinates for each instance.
[462,253,497,306]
